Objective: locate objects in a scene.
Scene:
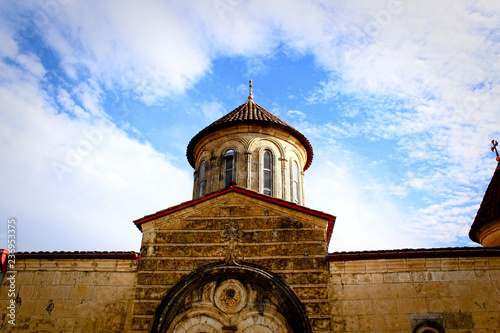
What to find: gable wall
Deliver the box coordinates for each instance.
[132,191,332,332]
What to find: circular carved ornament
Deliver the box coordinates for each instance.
[214,279,247,314]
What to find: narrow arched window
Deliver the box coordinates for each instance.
[224,150,235,187]
[263,151,272,196]
[291,161,299,203]
[197,161,205,197]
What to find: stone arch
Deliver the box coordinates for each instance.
[213,136,249,157]
[150,262,311,333]
[247,137,285,158]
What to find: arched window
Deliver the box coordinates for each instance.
[263,151,272,196]
[224,150,235,187]
[291,161,299,203]
[197,161,205,198]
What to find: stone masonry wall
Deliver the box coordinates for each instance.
[329,256,500,332]
[0,257,137,332]
[132,192,332,332]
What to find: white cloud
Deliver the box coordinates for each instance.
[200,100,225,124]
[0,34,192,251]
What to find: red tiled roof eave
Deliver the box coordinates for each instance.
[327,246,500,262]
[12,251,139,260]
[186,101,314,171]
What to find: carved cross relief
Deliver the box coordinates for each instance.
[220,221,244,263]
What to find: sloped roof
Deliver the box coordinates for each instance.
[13,251,139,260]
[186,100,314,170]
[469,161,500,243]
[328,246,500,261]
[133,185,336,244]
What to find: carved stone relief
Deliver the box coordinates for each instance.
[166,279,290,333]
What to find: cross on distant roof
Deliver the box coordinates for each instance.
[492,140,499,158]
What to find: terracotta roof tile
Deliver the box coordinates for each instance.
[13,251,139,260]
[187,100,313,170]
[469,161,500,243]
[328,246,500,261]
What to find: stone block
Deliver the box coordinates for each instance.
[45,300,73,316]
[133,300,160,316]
[386,259,406,272]
[383,272,398,283]
[396,297,427,313]
[54,316,76,331]
[488,257,500,269]
[344,261,366,273]
[364,284,390,299]
[304,301,330,315]
[472,311,500,329]
[341,299,373,315]
[296,229,324,242]
[389,283,417,298]
[448,280,472,297]
[103,315,127,332]
[131,316,154,331]
[441,257,459,270]
[442,311,474,329]
[103,301,128,316]
[260,244,281,256]
[365,260,387,273]
[243,244,261,257]
[458,257,476,270]
[426,296,460,312]
[358,314,386,331]
[138,259,157,271]
[415,281,450,297]
[330,274,342,285]
[29,315,55,330]
[372,298,398,314]
[293,286,328,300]
[329,262,345,273]
[425,258,441,270]
[334,284,366,300]
[135,286,170,300]
[474,257,489,269]
[70,285,96,300]
[16,271,35,285]
[73,314,104,331]
[458,296,490,312]
[293,257,316,270]
[406,258,426,271]
[39,284,72,300]
[384,313,410,330]
[310,317,331,331]
[191,245,223,257]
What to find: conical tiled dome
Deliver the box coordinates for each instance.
[186,100,313,170]
[469,161,500,244]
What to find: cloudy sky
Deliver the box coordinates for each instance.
[1,0,499,253]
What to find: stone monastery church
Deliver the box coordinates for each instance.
[1,82,500,332]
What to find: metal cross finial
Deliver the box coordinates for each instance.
[248,79,253,101]
[492,140,499,157]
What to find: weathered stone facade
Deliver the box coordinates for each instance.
[0,255,137,331]
[328,254,500,332]
[132,187,334,332]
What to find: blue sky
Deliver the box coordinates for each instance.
[1,0,499,252]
